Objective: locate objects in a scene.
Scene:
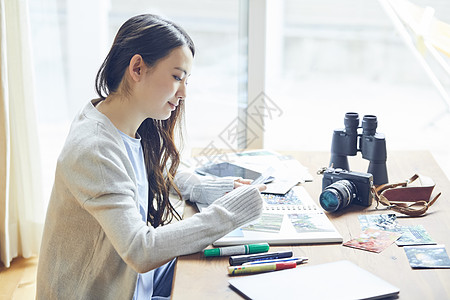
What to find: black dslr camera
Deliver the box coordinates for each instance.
[330,112,388,185]
[318,167,373,212]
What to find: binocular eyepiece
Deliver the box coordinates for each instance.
[343,112,378,136]
[330,112,388,185]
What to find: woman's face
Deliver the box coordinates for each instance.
[133,45,193,120]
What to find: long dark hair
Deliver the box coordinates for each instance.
[95,14,195,227]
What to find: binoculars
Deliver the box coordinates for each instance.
[329,112,388,185]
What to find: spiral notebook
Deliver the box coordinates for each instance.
[197,186,343,246]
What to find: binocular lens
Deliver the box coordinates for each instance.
[319,180,355,212]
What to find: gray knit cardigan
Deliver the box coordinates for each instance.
[36,100,263,299]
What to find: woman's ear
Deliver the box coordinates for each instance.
[128,54,145,82]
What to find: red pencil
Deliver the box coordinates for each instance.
[228,261,297,275]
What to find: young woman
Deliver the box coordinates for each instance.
[36,14,264,299]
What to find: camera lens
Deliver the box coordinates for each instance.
[319,180,356,212]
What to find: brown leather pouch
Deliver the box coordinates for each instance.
[373,174,441,217]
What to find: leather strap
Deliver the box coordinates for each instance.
[372,174,441,217]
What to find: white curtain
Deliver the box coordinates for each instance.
[0,0,45,268]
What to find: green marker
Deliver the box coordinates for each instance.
[203,243,270,257]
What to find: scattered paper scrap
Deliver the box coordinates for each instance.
[404,245,450,268]
[343,228,401,253]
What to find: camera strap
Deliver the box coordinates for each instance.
[372,174,441,217]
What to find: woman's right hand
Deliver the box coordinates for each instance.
[233,177,267,192]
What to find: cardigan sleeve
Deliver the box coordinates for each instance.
[173,169,235,204]
[84,184,263,273]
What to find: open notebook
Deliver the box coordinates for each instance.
[197,186,343,246]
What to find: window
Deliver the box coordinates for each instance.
[29,0,248,202]
[29,0,450,205]
[263,0,450,177]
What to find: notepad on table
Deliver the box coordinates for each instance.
[198,186,343,246]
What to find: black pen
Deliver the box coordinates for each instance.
[229,250,293,266]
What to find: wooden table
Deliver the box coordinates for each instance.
[171,151,450,299]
